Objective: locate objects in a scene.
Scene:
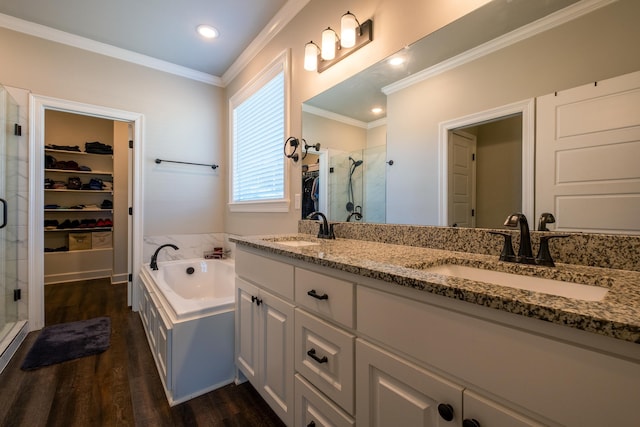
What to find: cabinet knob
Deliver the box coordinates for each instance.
[306,348,328,364]
[251,295,257,304]
[307,289,329,300]
[463,419,481,427]
[437,403,455,421]
[307,422,316,427]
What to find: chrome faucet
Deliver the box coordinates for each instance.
[150,244,179,270]
[503,213,535,264]
[306,211,335,239]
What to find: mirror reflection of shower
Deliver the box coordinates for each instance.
[328,146,386,223]
[347,156,363,215]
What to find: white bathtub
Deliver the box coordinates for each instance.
[141,258,235,321]
[138,258,235,405]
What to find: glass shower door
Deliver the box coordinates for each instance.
[0,85,20,345]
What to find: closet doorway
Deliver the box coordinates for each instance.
[29,95,144,331]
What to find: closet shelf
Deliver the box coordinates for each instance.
[45,168,113,176]
[45,148,113,158]
[45,227,113,233]
[45,208,113,212]
[45,189,113,194]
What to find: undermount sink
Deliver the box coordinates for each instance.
[275,240,320,248]
[422,264,608,302]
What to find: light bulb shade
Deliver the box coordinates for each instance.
[321,28,337,60]
[340,12,359,48]
[304,42,318,71]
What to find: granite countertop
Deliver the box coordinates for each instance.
[231,233,640,344]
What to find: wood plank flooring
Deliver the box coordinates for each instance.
[0,279,285,427]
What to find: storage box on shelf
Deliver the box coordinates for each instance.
[44,146,115,284]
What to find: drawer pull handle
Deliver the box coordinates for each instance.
[307,289,329,300]
[307,348,328,364]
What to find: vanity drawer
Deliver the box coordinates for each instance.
[295,309,355,414]
[295,267,354,328]
[295,374,355,427]
[235,249,294,300]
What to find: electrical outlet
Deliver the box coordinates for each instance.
[295,193,301,209]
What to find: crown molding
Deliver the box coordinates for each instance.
[221,0,310,86]
[0,12,223,86]
[302,103,369,129]
[383,0,617,95]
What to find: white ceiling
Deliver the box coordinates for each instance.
[0,0,302,84]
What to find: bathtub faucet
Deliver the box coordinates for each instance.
[150,244,179,270]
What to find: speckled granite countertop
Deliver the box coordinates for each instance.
[230,233,640,344]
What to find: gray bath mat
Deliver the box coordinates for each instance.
[21,316,111,370]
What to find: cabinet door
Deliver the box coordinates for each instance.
[356,339,463,427]
[260,288,295,427]
[463,390,544,427]
[235,277,260,384]
[296,374,355,427]
[156,306,172,392]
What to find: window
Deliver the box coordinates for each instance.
[230,51,289,212]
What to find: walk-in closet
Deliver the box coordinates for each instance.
[43,110,130,285]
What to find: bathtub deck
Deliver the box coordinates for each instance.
[0,279,284,426]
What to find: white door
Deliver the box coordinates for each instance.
[448,131,476,227]
[536,70,640,233]
[356,339,463,427]
[260,289,295,426]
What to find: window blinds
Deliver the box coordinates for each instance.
[232,71,285,202]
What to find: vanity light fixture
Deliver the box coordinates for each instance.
[305,12,373,73]
[321,27,339,60]
[304,42,320,71]
[196,24,219,39]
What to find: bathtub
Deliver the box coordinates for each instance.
[141,258,235,321]
[138,258,235,405]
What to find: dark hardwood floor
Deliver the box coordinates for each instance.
[0,279,285,427]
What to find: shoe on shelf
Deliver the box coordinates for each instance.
[100,199,113,209]
[44,219,59,230]
[57,219,72,229]
[102,218,113,227]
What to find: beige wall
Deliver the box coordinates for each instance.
[302,112,366,153]
[386,0,640,225]
[224,0,492,235]
[0,27,225,237]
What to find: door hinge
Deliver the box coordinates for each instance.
[14,289,21,301]
[471,209,475,217]
[128,273,133,282]
[129,140,133,149]
[14,124,21,136]
[128,207,133,215]
[472,153,476,161]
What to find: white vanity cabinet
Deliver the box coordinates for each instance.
[235,250,295,426]
[235,246,640,426]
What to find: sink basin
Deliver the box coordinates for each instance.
[275,240,320,248]
[423,264,608,302]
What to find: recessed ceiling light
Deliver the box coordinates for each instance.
[389,57,404,66]
[371,107,383,114]
[197,24,219,39]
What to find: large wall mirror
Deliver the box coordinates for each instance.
[301,0,640,233]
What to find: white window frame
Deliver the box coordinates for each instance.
[228,49,291,212]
